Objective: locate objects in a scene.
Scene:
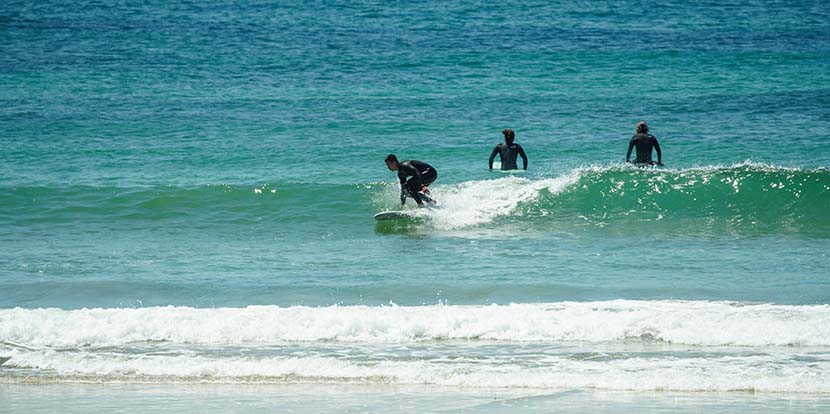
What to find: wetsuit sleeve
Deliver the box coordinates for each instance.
[517,144,528,169]
[625,137,635,162]
[654,138,662,164]
[397,171,407,204]
[401,163,423,187]
[398,163,423,205]
[410,190,423,205]
[488,144,500,169]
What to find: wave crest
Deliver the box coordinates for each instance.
[398,163,830,234]
[2,300,828,348]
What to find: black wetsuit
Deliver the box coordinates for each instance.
[489,142,528,170]
[626,133,662,165]
[397,160,437,205]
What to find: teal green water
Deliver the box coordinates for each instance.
[2,165,829,308]
[1,0,830,400]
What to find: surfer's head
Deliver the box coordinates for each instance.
[502,129,515,144]
[385,154,399,171]
[636,122,649,134]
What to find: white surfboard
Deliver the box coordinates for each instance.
[374,210,416,221]
[491,161,526,173]
[374,193,440,220]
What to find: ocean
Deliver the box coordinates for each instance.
[2,0,830,412]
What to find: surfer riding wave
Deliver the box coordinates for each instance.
[385,154,438,208]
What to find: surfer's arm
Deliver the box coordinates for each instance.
[401,164,421,185]
[625,138,635,163]
[517,145,528,169]
[398,172,407,205]
[411,187,424,206]
[488,145,500,169]
[654,139,663,165]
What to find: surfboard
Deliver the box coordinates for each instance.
[491,161,526,173]
[0,356,10,366]
[374,210,415,221]
[375,192,439,220]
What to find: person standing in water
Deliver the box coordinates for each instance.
[489,129,528,170]
[626,121,663,166]
[385,154,438,208]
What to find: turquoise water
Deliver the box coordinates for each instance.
[2,0,830,409]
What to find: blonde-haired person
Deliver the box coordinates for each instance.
[626,121,663,166]
[489,129,528,170]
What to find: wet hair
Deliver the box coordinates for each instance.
[502,129,515,143]
[636,122,649,134]
[385,154,398,164]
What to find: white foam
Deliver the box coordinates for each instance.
[4,348,830,393]
[389,173,579,230]
[3,301,829,392]
[1,300,829,347]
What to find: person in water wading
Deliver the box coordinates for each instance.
[385,154,438,208]
[489,129,528,170]
[626,121,664,166]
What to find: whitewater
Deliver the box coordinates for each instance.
[2,301,829,393]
